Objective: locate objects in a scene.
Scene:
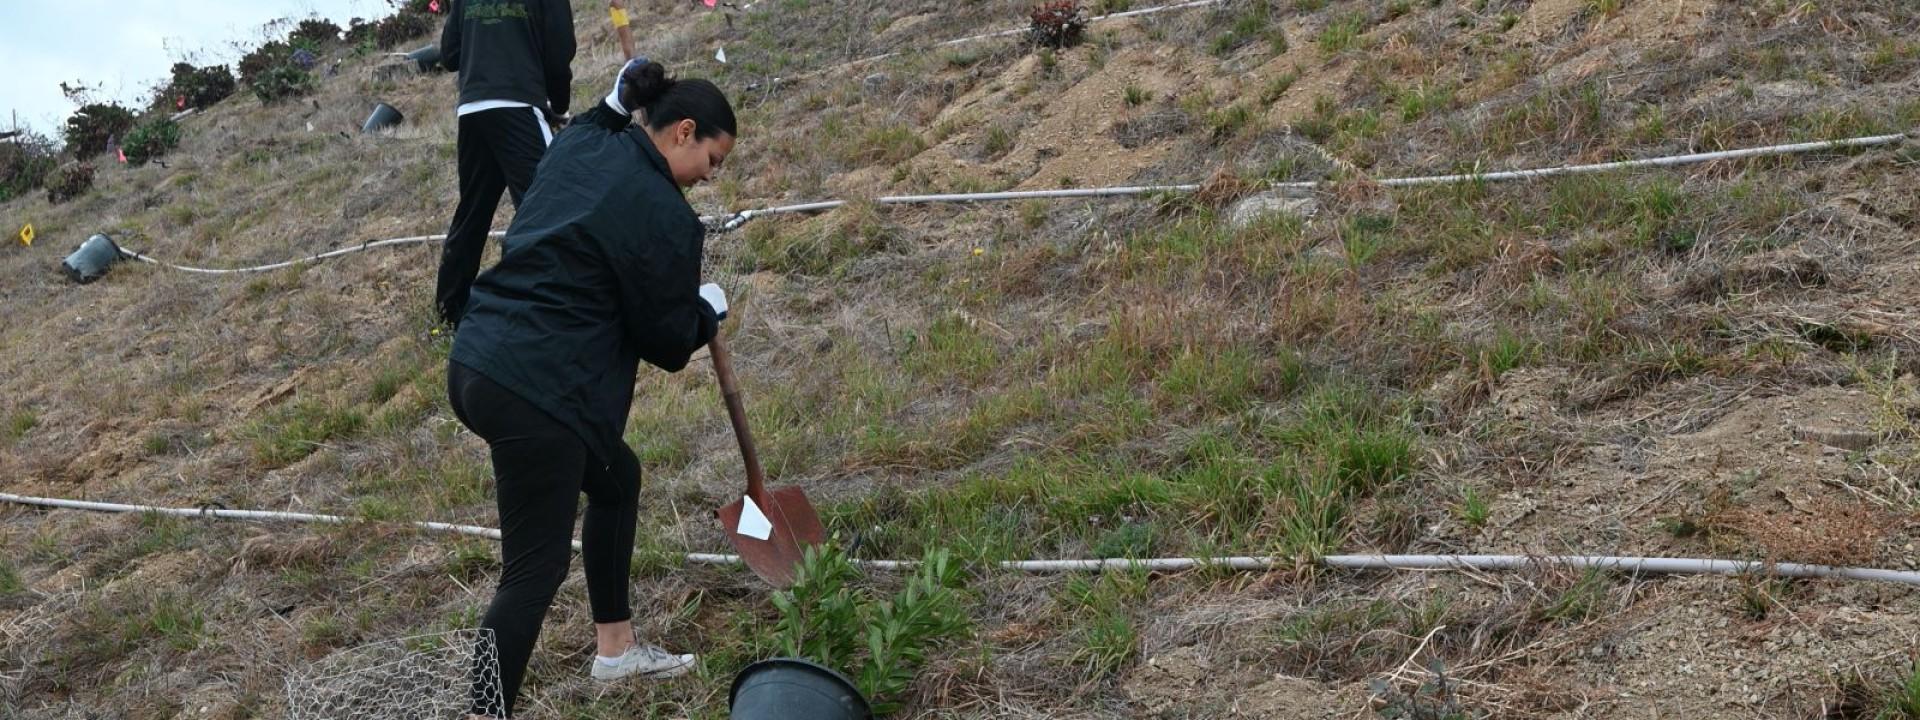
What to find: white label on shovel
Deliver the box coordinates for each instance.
[737,495,772,540]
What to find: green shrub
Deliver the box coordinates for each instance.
[289,18,344,47]
[238,41,293,87]
[251,64,317,104]
[0,131,58,202]
[123,117,181,166]
[45,162,96,204]
[345,17,379,47]
[155,63,236,112]
[376,11,436,49]
[63,103,136,158]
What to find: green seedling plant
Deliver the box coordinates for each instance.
[772,544,971,715]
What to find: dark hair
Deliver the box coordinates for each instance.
[619,60,737,140]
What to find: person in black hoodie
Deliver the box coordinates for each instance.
[435,0,576,327]
[448,59,736,718]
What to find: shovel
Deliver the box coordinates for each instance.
[711,332,827,587]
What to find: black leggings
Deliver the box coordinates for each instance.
[436,106,549,326]
[447,361,640,717]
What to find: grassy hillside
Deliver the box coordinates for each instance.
[3,0,1920,717]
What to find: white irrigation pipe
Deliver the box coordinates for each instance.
[715,183,1208,229]
[1331,132,1911,190]
[978,555,1920,587]
[118,231,504,275]
[114,132,1908,273]
[711,131,1909,229]
[7,492,1920,587]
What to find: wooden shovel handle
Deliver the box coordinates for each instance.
[708,332,767,499]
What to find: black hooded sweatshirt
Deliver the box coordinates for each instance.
[439,0,575,115]
[450,101,718,466]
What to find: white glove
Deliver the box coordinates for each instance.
[699,283,728,321]
[606,56,650,115]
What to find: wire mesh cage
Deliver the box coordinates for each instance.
[285,628,503,720]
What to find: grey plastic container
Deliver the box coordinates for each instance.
[407,45,442,72]
[362,103,405,133]
[61,234,122,284]
[729,658,872,720]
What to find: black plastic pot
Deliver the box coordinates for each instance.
[362,103,404,133]
[407,44,442,72]
[730,658,872,720]
[61,233,122,284]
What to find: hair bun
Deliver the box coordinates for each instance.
[618,60,674,112]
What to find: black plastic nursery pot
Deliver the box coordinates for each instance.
[729,658,873,720]
[407,44,442,72]
[61,233,122,284]
[362,102,405,133]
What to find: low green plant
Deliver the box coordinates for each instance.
[982,125,1015,157]
[1262,70,1299,104]
[772,545,970,715]
[1396,81,1456,122]
[4,408,36,443]
[1454,486,1489,528]
[1318,14,1366,53]
[122,117,181,166]
[0,561,23,598]
[245,398,366,467]
[1063,570,1147,679]
[1538,568,1609,623]
[251,64,317,104]
[1884,661,1920,719]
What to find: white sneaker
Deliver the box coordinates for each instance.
[589,644,697,681]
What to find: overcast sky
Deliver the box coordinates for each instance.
[1,0,398,137]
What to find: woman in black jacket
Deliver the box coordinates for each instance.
[447,59,735,718]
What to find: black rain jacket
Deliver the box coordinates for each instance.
[450,100,718,465]
[439,0,575,114]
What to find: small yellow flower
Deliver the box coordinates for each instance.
[972,247,984,256]
[431,328,441,336]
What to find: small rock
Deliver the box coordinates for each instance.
[1229,192,1318,229]
[863,73,890,91]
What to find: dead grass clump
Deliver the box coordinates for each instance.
[1715,498,1901,567]
[1189,168,1254,208]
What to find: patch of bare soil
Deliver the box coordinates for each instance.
[1124,644,1355,719]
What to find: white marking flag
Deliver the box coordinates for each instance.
[737,495,772,540]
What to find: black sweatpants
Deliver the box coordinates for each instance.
[436,107,552,326]
[447,361,640,717]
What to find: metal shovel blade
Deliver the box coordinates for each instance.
[717,487,828,588]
